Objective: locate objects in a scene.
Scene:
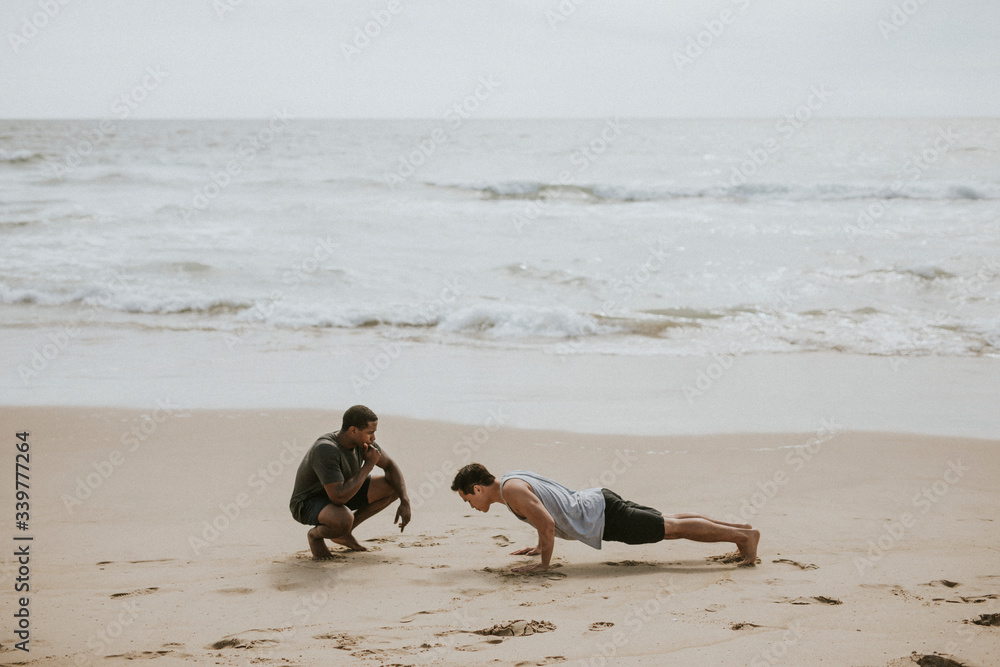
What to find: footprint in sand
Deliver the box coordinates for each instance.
[215,587,253,595]
[515,657,567,666]
[475,620,556,637]
[399,541,441,548]
[776,596,842,605]
[965,613,1000,626]
[272,581,304,592]
[707,552,761,565]
[588,622,614,631]
[772,558,819,570]
[924,579,961,588]
[605,560,656,567]
[493,535,512,547]
[731,622,763,630]
[110,587,159,599]
[104,650,174,659]
[861,583,922,602]
[900,654,970,667]
[206,628,285,650]
[399,609,451,623]
[313,632,360,649]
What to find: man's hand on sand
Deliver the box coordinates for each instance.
[394,501,411,532]
[511,562,549,573]
[362,443,380,466]
[510,546,542,556]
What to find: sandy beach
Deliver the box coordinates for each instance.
[1,406,997,666]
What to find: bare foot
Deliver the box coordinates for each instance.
[738,529,760,566]
[331,534,367,552]
[307,528,336,560]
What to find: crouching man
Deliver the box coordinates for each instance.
[290,405,411,559]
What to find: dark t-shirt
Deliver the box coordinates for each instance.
[289,431,381,512]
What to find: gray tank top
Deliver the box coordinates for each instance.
[500,471,606,549]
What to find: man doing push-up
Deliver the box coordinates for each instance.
[451,463,758,572]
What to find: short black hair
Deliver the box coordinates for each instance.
[451,463,495,495]
[342,405,378,432]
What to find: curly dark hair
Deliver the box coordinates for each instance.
[341,405,378,432]
[451,463,495,494]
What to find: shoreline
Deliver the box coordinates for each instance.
[4,312,999,439]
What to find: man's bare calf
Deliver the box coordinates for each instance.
[663,517,760,566]
[307,489,399,559]
[666,512,753,530]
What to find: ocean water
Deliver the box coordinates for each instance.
[2,118,999,360]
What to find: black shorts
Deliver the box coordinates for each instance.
[601,488,664,545]
[292,476,371,526]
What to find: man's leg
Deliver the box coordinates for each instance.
[663,518,760,566]
[309,475,400,558]
[308,503,355,559]
[666,513,751,529]
[351,474,399,530]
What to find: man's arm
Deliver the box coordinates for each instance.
[502,479,555,573]
[374,447,411,531]
[322,444,380,505]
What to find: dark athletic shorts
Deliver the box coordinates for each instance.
[292,476,371,526]
[601,488,665,545]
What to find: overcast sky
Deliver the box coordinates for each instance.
[2,0,998,118]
